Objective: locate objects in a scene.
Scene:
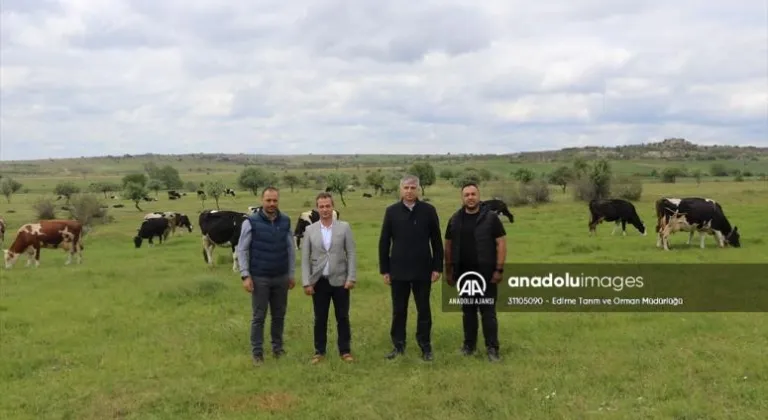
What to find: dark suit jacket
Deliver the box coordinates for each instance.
[378,199,443,281]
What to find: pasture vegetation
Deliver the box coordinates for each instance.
[1,140,767,419]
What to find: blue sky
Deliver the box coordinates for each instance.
[1,0,766,160]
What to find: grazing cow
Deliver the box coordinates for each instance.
[588,198,647,236]
[198,210,248,271]
[4,220,84,269]
[113,204,125,208]
[144,212,178,236]
[224,188,236,197]
[168,190,182,200]
[134,217,171,248]
[482,199,515,223]
[362,193,372,198]
[655,197,740,250]
[294,209,339,248]
[145,211,193,234]
[197,190,206,199]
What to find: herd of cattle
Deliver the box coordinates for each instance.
[0,195,741,270]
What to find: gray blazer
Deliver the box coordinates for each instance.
[301,220,357,287]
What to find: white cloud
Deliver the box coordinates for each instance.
[0,0,766,160]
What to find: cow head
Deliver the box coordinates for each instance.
[725,226,741,248]
[133,236,143,248]
[178,215,193,232]
[4,249,20,269]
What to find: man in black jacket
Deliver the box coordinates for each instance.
[444,183,506,362]
[379,175,444,361]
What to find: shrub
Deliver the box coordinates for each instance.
[33,197,57,220]
[613,176,643,201]
[520,179,551,205]
[69,194,112,226]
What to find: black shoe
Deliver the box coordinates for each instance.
[273,349,286,359]
[252,354,264,366]
[385,348,404,360]
[461,345,475,356]
[422,351,434,361]
[487,348,500,362]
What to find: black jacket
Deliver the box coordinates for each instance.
[378,199,444,281]
[445,203,502,282]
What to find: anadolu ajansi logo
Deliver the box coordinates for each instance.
[456,271,487,297]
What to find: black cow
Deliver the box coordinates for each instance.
[197,190,206,199]
[175,213,193,233]
[362,193,372,198]
[482,199,515,223]
[655,197,740,250]
[588,198,646,236]
[168,190,182,200]
[294,209,339,248]
[198,209,248,271]
[134,217,170,248]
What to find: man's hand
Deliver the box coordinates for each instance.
[445,269,454,287]
[431,271,440,283]
[242,277,253,293]
[288,278,296,290]
[304,285,314,296]
[344,281,355,290]
[492,271,502,284]
[382,274,391,285]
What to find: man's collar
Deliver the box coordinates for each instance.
[401,199,419,209]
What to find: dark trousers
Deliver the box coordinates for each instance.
[461,282,499,351]
[312,276,351,355]
[390,279,432,353]
[250,274,289,356]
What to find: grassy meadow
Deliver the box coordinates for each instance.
[1,156,767,419]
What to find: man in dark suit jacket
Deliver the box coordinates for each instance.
[379,175,444,361]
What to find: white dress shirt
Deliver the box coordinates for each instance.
[320,221,332,276]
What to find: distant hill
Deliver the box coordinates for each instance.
[1,138,766,178]
[505,138,768,162]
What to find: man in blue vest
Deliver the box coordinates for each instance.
[236,186,296,365]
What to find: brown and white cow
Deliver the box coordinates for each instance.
[4,220,84,268]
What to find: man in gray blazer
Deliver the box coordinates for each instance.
[301,192,357,363]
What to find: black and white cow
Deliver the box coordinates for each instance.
[482,199,515,223]
[655,197,740,250]
[198,209,248,271]
[168,190,182,200]
[134,217,171,248]
[294,209,339,248]
[224,188,236,197]
[588,198,646,236]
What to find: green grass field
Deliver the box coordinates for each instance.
[1,158,767,419]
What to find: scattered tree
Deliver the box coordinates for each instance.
[122,173,148,188]
[660,167,685,183]
[0,177,23,203]
[53,182,81,204]
[238,167,272,195]
[408,162,436,195]
[365,172,385,195]
[325,172,351,206]
[123,182,149,211]
[548,166,574,193]
[692,169,703,185]
[205,180,226,210]
[512,168,535,184]
[146,179,165,197]
[282,174,300,192]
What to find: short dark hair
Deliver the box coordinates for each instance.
[261,186,279,197]
[315,191,334,205]
[461,182,479,192]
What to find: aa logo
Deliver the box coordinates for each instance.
[456,271,487,297]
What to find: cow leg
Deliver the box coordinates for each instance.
[76,242,83,264]
[611,222,618,235]
[231,245,239,272]
[686,231,694,245]
[700,231,707,249]
[33,245,41,267]
[588,216,601,236]
[202,236,215,266]
[65,248,72,265]
[25,247,35,267]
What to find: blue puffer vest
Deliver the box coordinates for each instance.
[248,210,291,277]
